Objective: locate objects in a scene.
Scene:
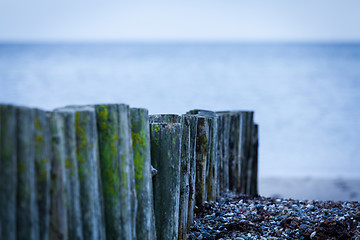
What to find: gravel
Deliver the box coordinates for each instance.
[188,191,360,240]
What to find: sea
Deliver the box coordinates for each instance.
[1,42,360,180]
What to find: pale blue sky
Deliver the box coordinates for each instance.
[1,0,360,42]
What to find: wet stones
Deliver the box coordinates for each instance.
[188,194,360,239]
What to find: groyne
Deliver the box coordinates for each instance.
[0,103,258,240]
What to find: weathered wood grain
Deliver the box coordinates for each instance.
[34,109,52,240]
[216,112,231,195]
[0,105,17,240]
[239,111,254,194]
[185,115,198,231]
[209,116,219,201]
[150,120,182,240]
[52,108,84,240]
[131,108,156,240]
[49,110,69,240]
[248,124,258,196]
[187,110,219,202]
[227,112,241,192]
[178,115,192,240]
[96,104,127,239]
[193,116,209,206]
[119,104,138,240]
[17,106,39,240]
[72,106,106,240]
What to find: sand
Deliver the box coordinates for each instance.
[259,177,360,202]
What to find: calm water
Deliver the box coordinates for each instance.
[1,42,360,178]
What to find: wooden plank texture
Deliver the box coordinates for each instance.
[187,110,218,202]
[216,112,231,195]
[178,115,191,240]
[17,107,39,240]
[53,108,84,240]
[49,110,69,240]
[185,115,198,231]
[95,104,137,240]
[131,108,156,240]
[72,106,106,240]
[0,105,17,240]
[150,120,182,240]
[239,111,254,194]
[34,109,52,240]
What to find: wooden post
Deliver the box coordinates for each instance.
[34,109,52,240]
[96,104,122,240]
[178,114,197,240]
[49,110,69,240]
[0,105,17,240]
[190,116,209,206]
[52,109,84,240]
[222,114,231,194]
[185,115,198,231]
[95,104,137,240]
[210,116,219,201]
[254,124,259,196]
[227,112,241,193]
[248,124,259,196]
[150,119,182,240]
[216,112,231,195]
[131,108,156,240]
[1,102,259,238]
[119,105,138,240]
[71,106,106,240]
[239,111,254,194]
[216,114,224,195]
[16,107,39,240]
[187,110,218,202]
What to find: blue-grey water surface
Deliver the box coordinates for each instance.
[1,42,359,178]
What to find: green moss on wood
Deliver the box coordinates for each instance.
[38,157,49,180]
[34,134,44,155]
[132,129,147,193]
[75,112,87,165]
[34,116,42,130]
[96,105,121,201]
[65,158,71,169]
[133,151,144,193]
[132,132,145,148]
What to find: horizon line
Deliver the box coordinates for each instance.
[1,39,360,45]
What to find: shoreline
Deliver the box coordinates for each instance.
[259,177,360,202]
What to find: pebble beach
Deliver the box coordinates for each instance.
[188,192,360,239]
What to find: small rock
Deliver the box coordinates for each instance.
[306,204,315,210]
[299,224,309,229]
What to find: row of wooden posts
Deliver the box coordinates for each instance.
[0,103,258,240]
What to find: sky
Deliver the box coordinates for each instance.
[1,0,360,42]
